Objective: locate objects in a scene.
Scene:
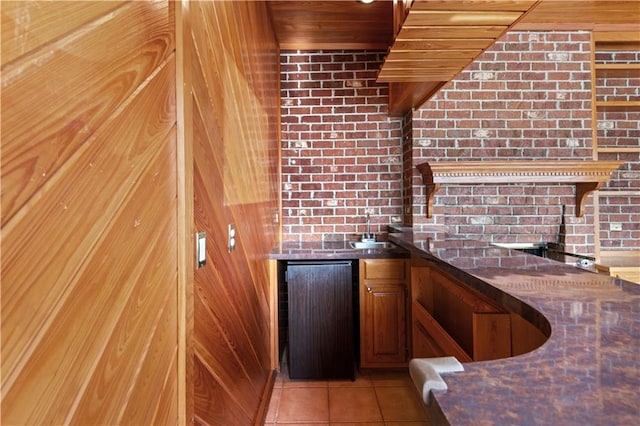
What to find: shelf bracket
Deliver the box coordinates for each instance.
[575,182,603,218]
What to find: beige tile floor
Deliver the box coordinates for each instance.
[265,367,432,425]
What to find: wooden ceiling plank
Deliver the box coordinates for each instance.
[410,0,539,12]
[380,67,463,74]
[279,42,391,51]
[382,59,472,68]
[385,49,483,60]
[404,11,524,26]
[392,39,497,50]
[380,74,458,82]
[397,25,508,39]
[517,1,640,28]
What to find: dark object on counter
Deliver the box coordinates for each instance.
[286,261,355,380]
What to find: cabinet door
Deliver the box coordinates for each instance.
[361,282,406,367]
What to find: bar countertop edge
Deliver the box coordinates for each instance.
[388,226,640,426]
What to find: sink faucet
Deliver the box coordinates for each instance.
[362,213,376,242]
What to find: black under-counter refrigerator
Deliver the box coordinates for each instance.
[285,261,355,380]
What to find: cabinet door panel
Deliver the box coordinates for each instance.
[362,284,406,366]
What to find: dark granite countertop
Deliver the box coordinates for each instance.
[269,239,410,260]
[389,226,640,425]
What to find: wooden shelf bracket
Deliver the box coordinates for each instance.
[416,160,624,218]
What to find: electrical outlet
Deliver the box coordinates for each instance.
[228,223,236,253]
[610,222,623,231]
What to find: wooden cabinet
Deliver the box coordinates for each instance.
[411,258,514,362]
[359,258,409,368]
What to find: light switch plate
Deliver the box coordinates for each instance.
[228,224,236,253]
[196,231,206,268]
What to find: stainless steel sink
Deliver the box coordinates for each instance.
[349,241,395,249]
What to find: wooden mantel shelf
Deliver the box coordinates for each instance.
[416,160,624,218]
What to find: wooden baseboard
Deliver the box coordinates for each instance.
[254,370,277,426]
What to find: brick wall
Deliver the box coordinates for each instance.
[280,51,403,241]
[279,34,638,251]
[411,31,597,254]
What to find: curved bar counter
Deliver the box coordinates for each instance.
[390,227,640,425]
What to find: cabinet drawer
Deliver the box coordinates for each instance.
[362,259,407,280]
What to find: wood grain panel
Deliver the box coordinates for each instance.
[1,117,177,425]
[517,0,640,30]
[193,356,251,426]
[399,25,507,39]
[151,352,179,425]
[192,89,270,375]
[385,49,482,60]
[410,0,538,11]
[1,1,178,422]
[186,0,280,424]
[1,1,125,65]
[1,0,175,227]
[194,292,260,415]
[403,10,523,26]
[267,0,392,50]
[72,274,178,424]
[1,56,176,385]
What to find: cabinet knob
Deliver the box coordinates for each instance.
[366,286,372,293]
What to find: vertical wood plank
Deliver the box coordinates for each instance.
[175,0,195,424]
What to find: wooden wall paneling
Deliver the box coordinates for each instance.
[191,55,270,371]
[175,1,195,423]
[193,357,251,426]
[0,1,126,65]
[152,352,180,425]
[1,0,178,422]
[204,3,273,330]
[1,53,176,386]
[187,0,281,423]
[1,57,177,424]
[68,135,178,424]
[194,293,259,418]
[192,95,267,402]
[1,0,175,227]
